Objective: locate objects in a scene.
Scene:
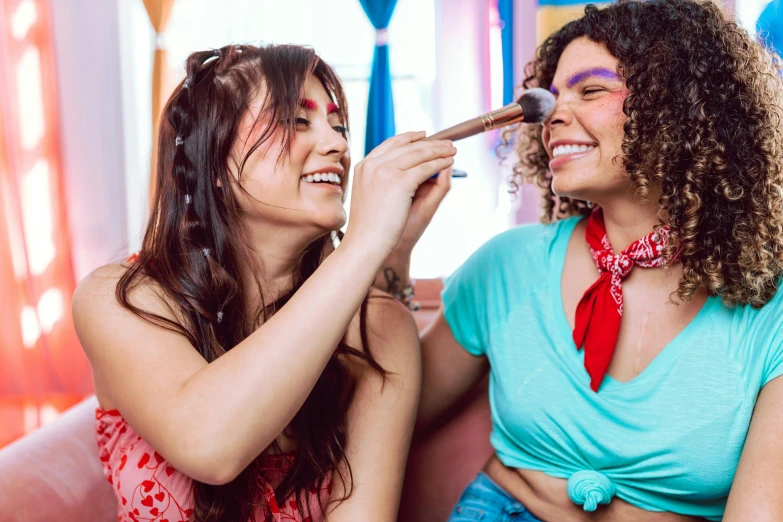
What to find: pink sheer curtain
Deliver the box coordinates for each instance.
[0,0,93,448]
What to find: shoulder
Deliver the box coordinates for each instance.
[753,284,783,349]
[72,262,179,353]
[72,262,130,321]
[343,288,420,371]
[446,218,577,293]
[465,217,579,270]
[731,282,783,337]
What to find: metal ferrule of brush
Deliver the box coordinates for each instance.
[481,103,525,131]
[481,102,525,131]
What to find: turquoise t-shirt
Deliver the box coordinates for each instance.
[441,216,783,521]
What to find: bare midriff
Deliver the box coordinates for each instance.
[483,455,710,522]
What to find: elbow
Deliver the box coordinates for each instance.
[188,457,243,486]
[168,433,250,486]
[161,407,282,485]
[194,467,242,487]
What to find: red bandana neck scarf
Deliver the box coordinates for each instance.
[572,207,676,392]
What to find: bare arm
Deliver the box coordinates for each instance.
[417,308,488,433]
[73,133,456,486]
[325,294,421,522]
[370,165,486,431]
[374,247,487,434]
[75,242,386,486]
[724,375,783,521]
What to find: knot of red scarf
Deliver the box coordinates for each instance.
[572,207,676,392]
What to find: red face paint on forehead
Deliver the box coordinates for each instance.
[300,98,318,110]
[327,102,339,115]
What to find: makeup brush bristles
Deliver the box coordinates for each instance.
[518,88,556,123]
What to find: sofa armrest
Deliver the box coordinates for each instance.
[0,395,116,522]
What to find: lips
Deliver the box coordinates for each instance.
[548,143,597,169]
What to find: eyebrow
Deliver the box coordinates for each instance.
[300,99,340,115]
[566,67,621,88]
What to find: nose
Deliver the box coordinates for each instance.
[543,96,574,130]
[315,123,348,159]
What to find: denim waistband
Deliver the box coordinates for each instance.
[465,471,522,505]
[450,471,541,522]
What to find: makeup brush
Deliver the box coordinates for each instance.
[426,88,556,142]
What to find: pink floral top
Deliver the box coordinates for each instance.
[96,408,329,522]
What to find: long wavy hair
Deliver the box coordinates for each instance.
[504,0,783,307]
[116,44,385,521]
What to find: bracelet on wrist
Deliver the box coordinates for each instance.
[392,280,420,312]
[382,267,420,311]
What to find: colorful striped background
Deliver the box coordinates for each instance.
[537,0,604,44]
[536,1,734,45]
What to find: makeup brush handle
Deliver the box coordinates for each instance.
[425,117,485,142]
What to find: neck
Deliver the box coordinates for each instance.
[240,220,327,308]
[596,195,661,251]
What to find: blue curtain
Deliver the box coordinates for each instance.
[359,0,398,155]
[499,0,514,105]
[757,0,782,59]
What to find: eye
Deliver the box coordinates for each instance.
[583,87,605,96]
[332,125,347,137]
[295,117,310,127]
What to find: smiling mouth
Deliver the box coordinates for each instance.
[551,144,596,158]
[300,172,342,186]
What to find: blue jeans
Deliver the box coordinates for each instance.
[447,472,543,522]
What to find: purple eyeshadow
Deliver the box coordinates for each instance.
[566,67,621,88]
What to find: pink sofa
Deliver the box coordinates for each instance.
[0,392,491,522]
[0,395,116,522]
[0,284,493,522]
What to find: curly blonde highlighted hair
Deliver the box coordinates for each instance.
[505,0,783,308]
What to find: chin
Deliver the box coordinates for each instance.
[551,176,587,200]
[317,212,347,232]
[551,167,609,200]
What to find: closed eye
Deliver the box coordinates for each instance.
[295,117,310,127]
[583,88,605,96]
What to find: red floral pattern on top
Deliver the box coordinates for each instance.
[96,408,329,522]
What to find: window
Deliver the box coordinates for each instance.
[118,0,512,278]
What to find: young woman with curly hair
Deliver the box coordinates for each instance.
[71,44,456,522]
[378,1,783,520]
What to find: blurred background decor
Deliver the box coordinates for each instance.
[0,2,776,520]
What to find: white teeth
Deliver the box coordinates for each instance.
[301,172,343,185]
[552,144,596,158]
